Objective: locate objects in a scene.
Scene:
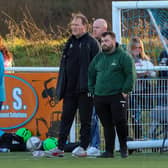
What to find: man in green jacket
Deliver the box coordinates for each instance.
[88,31,136,158]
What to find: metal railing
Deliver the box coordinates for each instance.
[128,78,168,141]
[5,66,168,150]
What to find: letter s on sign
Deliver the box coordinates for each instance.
[12,88,22,111]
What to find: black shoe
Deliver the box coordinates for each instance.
[97,151,114,158]
[120,150,128,158]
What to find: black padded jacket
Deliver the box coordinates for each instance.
[57,32,100,97]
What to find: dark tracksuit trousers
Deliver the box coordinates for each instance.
[94,94,128,154]
[58,93,93,150]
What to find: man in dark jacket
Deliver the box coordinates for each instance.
[46,13,100,157]
[88,31,136,158]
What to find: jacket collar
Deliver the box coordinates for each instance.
[71,32,89,40]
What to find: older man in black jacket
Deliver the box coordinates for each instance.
[45,13,100,157]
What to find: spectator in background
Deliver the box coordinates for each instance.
[0,37,14,72]
[153,26,168,122]
[92,18,108,42]
[86,18,108,157]
[45,13,100,157]
[127,36,156,140]
[158,27,168,78]
[157,27,168,106]
[149,28,168,139]
[88,32,136,158]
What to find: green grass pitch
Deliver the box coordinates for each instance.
[0,152,168,168]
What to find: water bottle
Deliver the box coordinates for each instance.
[0,148,10,152]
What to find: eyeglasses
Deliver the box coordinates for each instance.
[132,46,142,50]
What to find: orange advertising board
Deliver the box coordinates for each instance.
[0,73,62,140]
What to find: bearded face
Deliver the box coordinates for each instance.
[102,43,114,52]
[101,35,116,53]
